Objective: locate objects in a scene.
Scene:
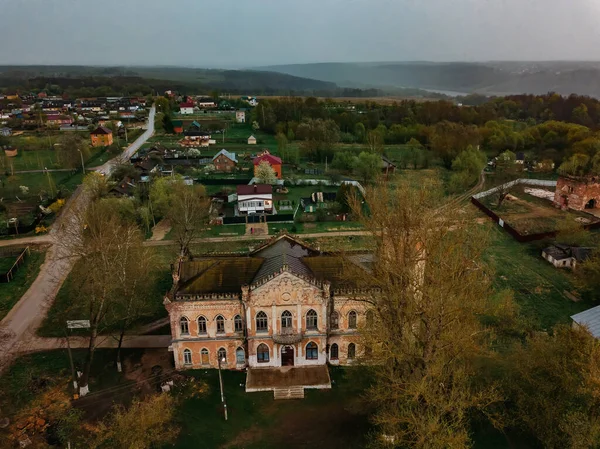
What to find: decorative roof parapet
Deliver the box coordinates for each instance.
[249,264,324,291]
[175,292,241,301]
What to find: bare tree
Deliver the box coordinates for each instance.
[346,180,514,448]
[54,200,154,395]
[167,183,210,257]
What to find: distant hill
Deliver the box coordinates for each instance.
[0,66,338,95]
[258,61,600,97]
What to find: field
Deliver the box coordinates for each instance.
[480,186,598,235]
[483,223,593,329]
[0,249,46,321]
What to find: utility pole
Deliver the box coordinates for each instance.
[217,356,228,421]
[64,327,78,397]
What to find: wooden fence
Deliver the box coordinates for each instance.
[0,246,30,283]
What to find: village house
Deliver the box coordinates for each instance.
[554,176,600,211]
[212,149,237,172]
[542,244,592,269]
[90,126,113,147]
[198,98,216,109]
[179,102,195,115]
[237,184,273,215]
[164,234,369,394]
[236,111,246,123]
[253,152,282,179]
[248,135,257,145]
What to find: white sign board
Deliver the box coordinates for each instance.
[498,219,504,228]
[67,320,90,329]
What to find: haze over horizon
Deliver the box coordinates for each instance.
[1,0,599,67]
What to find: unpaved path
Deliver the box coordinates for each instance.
[0,108,156,373]
[149,219,171,241]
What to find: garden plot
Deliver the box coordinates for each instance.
[481,187,599,235]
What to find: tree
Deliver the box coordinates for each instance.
[448,146,486,193]
[162,114,174,134]
[82,172,109,201]
[495,150,522,205]
[255,161,277,184]
[573,250,600,299]
[154,96,171,114]
[354,122,366,143]
[167,182,209,257]
[90,394,179,449]
[332,151,358,173]
[559,153,590,177]
[366,130,384,154]
[503,326,600,449]
[53,200,153,395]
[353,151,381,184]
[336,182,359,214]
[276,132,288,160]
[347,180,512,448]
[429,121,481,169]
[56,133,90,170]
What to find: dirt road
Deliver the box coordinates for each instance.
[0,108,156,372]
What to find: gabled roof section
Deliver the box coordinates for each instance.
[237,184,272,195]
[250,233,319,258]
[178,258,264,295]
[254,154,282,165]
[213,149,237,163]
[91,126,112,135]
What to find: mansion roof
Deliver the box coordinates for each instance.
[175,235,357,297]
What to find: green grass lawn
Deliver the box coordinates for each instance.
[483,223,593,330]
[0,249,45,321]
[0,349,142,419]
[38,257,172,338]
[0,348,530,449]
[1,147,108,172]
[0,171,83,199]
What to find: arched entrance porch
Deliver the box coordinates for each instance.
[281,345,295,366]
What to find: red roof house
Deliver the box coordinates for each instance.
[253,153,282,179]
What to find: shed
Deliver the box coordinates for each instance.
[248,135,257,145]
[541,244,592,269]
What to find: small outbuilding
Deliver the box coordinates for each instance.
[541,244,592,269]
[248,135,257,145]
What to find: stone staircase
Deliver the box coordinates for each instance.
[273,386,305,400]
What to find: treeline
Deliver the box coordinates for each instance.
[252,94,600,168]
[0,73,394,99]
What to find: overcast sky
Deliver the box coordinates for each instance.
[1,0,599,67]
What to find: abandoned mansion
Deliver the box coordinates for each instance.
[165,234,369,375]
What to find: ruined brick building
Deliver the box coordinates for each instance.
[554,176,600,211]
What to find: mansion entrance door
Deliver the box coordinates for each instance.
[282,346,294,366]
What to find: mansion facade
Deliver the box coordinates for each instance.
[165,235,368,371]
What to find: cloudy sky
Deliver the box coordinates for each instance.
[1,0,599,67]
